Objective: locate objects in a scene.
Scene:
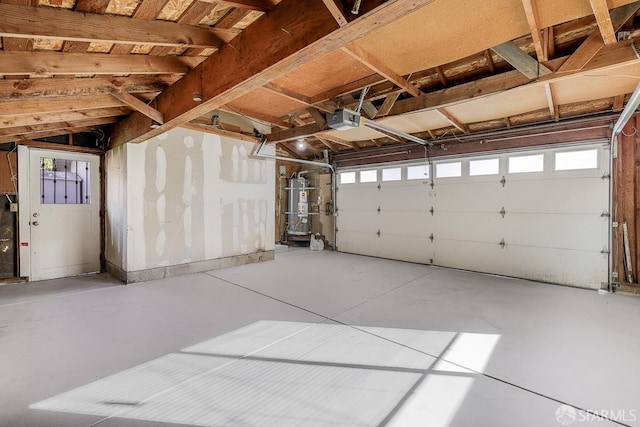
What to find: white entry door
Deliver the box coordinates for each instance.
[28,149,101,281]
[337,143,610,289]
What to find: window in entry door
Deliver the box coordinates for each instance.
[39,158,91,205]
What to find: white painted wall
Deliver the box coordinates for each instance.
[105,127,275,274]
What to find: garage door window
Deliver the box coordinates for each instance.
[407,165,430,180]
[469,158,499,176]
[555,149,598,171]
[382,167,402,181]
[340,172,356,184]
[508,154,544,174]
[360,170,378,183]
[436,162,462,178]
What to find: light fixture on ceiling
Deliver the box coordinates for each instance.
[193,91,203,102]
[150,120,161,129]
[297,139,305,149]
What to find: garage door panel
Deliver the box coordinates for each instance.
[502,214,607,250]
[380,211,432,236]
[434,212,503,242]
[503,178,607,214]
[432,181,505,209]
[500,245,606,288]
[433,239,505,273]
[379,235,432,264]
[337,187,379,210]
[337,230,380,257]
[337,143,609,289]
[337,211,378,233]
[380,185,430,208]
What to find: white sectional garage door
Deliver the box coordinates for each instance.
[336,143,610,289]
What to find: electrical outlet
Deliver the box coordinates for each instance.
[9,203,18,212]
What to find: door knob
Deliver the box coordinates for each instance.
[32,221,39,226]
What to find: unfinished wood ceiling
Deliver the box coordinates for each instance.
[2,0,640,159]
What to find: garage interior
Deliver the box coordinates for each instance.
[2,0,640,425]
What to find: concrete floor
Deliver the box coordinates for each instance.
[1,247,639,427]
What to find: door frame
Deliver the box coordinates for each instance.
[17,144,104,281]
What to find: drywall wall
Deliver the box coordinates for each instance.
[105,127,275,281]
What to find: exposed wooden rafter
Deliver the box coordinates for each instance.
[521,0,547,62]
[544,83,558,120]
[437,108,469,133]
[590,0,618,44]
[0,94,126,116]
[0,3,238,48]
[0,76,175,100]
[321,0,348,27]
[557,1,640,73]
[0,107,130,129]
[613,94,626,111]
[342,44,423,97]
[110,91,164,124]
[491,41,552,79]
[109,0,437,148]
[0,51,200,76]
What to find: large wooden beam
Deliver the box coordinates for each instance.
[0,3,238,48]
[0,94,126,116]
[342,44,423,97]
[557,1,640,73]
[491,41,552,79]
[0,76,176,100]
[0,107,130,128]
[0,51,200,76]
[110,0,436,148]
[521,0,546,62]
[590,0,617,45]
[111,91,163,124]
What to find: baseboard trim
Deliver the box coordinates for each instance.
[105,250,275,284]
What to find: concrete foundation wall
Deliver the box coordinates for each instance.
[105,127,275,282]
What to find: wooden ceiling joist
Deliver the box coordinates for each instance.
[0,125,107,144]
[377,92,400,117]
[0,3,239,48]
[0,107,131,129]
[109,0,437,148]
[264,82,333,113]
[0,76,176,100]
[215,0,272,11]
[558,1,640,73]
[0,94,126,116]
[544,82,558,120]
[321,0,348,27]
[521,0,546,62]
[110,91,163,124]
[590,0,618,44]
[613,94,626,111]
[318,133,361,149]
[491,41,552,79]
[437,108,469,134]
[342,44,423,97]
[391,38,640,117]
[0,51,201,76]
[220,105,291,129]
[109,0,171,55]
[0,117,118,139]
